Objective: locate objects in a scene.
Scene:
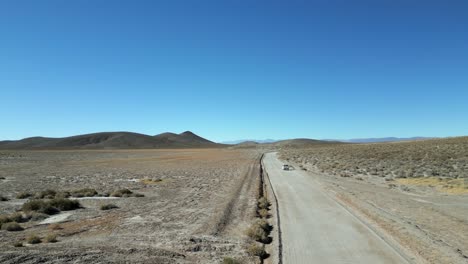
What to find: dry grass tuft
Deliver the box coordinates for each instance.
[26,234,42,244]
[1,222,23,231]
[45,234,58,243]
[247,243,268,259]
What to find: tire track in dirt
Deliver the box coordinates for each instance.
[211,154,262,236]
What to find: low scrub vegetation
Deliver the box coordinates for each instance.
[247,243,268,259]
[16,192,33,199]
[100,203,118,210]
[280,137,468,180]
[257,197,270,210]
[71,188,98,198]
[246,224,268,242]
[13,241,23,247]
[26,234,42,244]
[45,234,58,243]
[222,257,241,264]
[22,198,81,215]
[1,222,24,231]
[111,188,144,197]
[0,195,9,201]
[245,194,273,260]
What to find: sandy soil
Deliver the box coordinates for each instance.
[0,149,261,263]
[281,152,468,264]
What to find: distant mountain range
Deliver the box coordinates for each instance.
[221,139,278,144]
[0,131,223,149]
[0,133,436,150]
[224,137,434,144]
[324,137,434,143]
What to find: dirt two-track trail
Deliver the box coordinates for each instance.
[263,152,410,264]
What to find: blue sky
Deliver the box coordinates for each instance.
[1,1,467,142]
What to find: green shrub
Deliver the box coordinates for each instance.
[16,192,33,199]
[100,204,118,210]
[247,243,267,259]
[222,257,241,264]
[45,234,58,243]
[1,222,24,231]
[26,234,41,244]
[48,198,81,211]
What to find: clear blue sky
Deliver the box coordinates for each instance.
[1,1,467,142]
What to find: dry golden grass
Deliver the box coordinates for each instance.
[396,177,468,194]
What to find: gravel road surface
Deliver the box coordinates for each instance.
[264,152,410,264]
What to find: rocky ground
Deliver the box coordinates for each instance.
[0,149,261,263]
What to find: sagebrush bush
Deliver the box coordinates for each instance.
[22,200,59,215]
[26,212,49,221]
[55,191,71,199]
[111,188,132,197]
[48,198,81,211]
[246,225,267,242]
[22,198,81,214]
[222,257,241,264]
[8,212,26,223]
[254,219,271,232]
[45,234,58,243]
[71,188,97,198]
[16,192,33,199]
[100,204,118,210]
[13,241,23,247]
[1,222,23,231]
[0,215,11,227]
[26,234,41,244]
[35,189,57,199]
[258,209,269,218]
[247,243,267,259]
[258,197,270,209]
[110,189,144,197]
[0,195,9,201]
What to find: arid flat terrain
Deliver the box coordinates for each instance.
[280,137,468,264]
[0,149,260,263]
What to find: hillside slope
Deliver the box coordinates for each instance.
[0,131,223,149]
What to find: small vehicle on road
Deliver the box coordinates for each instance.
[282,164,289,171]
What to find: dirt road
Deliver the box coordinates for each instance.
[263,153,410,264]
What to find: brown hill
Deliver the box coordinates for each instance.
[0,131,223,149]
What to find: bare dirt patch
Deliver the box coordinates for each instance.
[0,149,260,263]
